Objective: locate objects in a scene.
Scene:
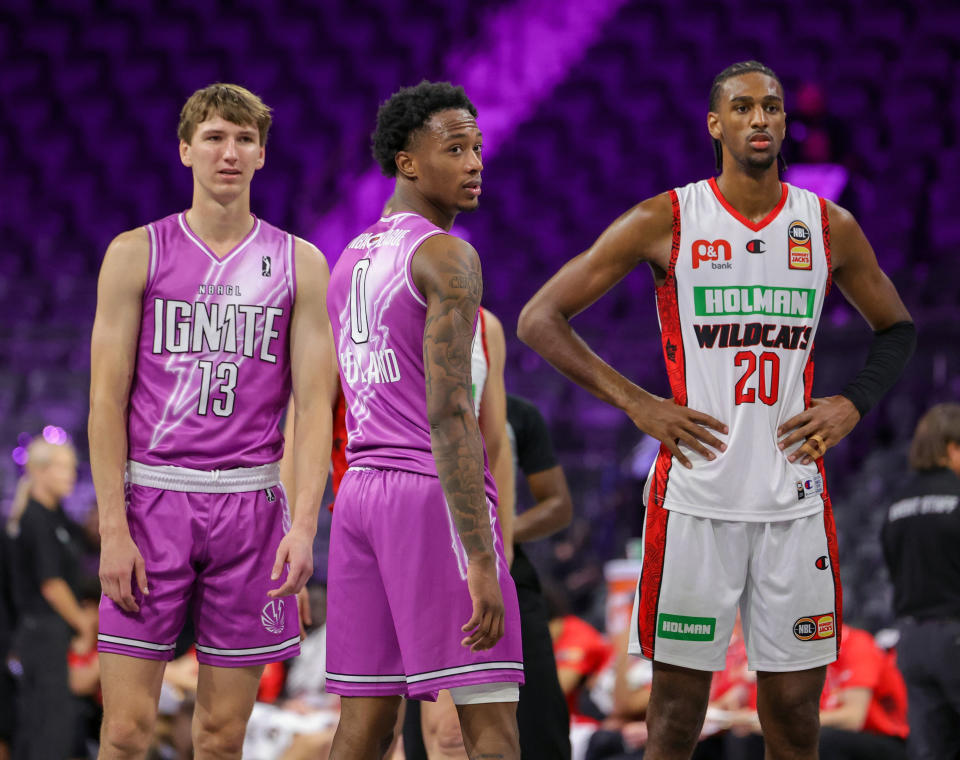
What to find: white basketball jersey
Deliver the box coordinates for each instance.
[647,179,831,521]
[471,308,489,417]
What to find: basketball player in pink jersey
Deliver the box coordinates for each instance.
[324,81,522,759]
[519,61,915,760]
[88,83,336,760]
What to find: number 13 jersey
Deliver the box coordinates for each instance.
[649,179,831,521]
[127,212,295,470]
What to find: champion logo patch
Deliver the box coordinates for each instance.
[815,555,829,570]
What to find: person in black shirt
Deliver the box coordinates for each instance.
[7,438,94,760]
[881,402,960,760]
[0,530,15,760]
[505,393,575,760]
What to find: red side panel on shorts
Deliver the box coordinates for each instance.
[639,190,683,658]
[654,190,687,405]
[638,454,671,658]
[821,490,843,657]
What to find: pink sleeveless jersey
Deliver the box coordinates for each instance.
[127,212,295,469]
[327,212,495,495]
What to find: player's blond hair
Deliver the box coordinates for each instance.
[178,83,273,146]
[909,403,960,471]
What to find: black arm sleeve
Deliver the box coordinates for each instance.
[840,320,917,418]
[507,394,558,475]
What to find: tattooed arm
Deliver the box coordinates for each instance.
[413,233,504,651]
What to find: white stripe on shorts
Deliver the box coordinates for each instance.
[194,636,300,657]
[325,672,408,683]
[126,460,280,493]
[98,633,176,651]
[405,661,524,684]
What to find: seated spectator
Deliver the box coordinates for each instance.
[723,625,908,760]
[243,583,343,760]
[550,611,614,726]
[818,625,908,759]
[546,590,614,760]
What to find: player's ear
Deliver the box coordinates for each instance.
[256,145,265,170]
[395,151,417,181]
[707,112,722,141]
[180,139,192,168]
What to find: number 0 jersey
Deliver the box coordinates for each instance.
[127,212,295,469]
[649,179,831,521]
[327,212,496,499]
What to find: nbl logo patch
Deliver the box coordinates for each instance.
[262,256,272,277]
[787,220,812,270]
[793,613,835,641]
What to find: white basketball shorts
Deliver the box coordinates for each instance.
[628,502,841,672]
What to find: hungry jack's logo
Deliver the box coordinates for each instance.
[793,613,835,641]
[788,221,812,270]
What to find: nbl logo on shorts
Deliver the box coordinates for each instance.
[261,600,286,634]
[793,613,835,641]
[262,256,272,277]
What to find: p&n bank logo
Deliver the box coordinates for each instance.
[261,600,285,634]
[692,239,732,269]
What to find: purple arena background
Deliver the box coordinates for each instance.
[2,0,958,628]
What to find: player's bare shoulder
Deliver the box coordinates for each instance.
[98,226,150,295]
[819,198,864,273]
[412,233,482,304]
[292,236,331,297]
[622,190,676,276]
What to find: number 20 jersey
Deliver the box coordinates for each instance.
[127,212,295,469]
[649,179,831,521]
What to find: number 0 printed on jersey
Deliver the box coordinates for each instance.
[350,258,371,344]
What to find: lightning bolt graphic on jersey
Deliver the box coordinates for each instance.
[337,264,408,445]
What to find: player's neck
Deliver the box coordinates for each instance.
[386,186,456,231]
[715,167,782,224]
[185,191,255,256]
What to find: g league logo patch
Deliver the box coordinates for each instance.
[261,600,285,634]
[262,256,272,277]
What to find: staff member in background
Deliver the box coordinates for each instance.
[6,437,95,760]
[881,402,960,760]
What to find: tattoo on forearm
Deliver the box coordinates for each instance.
[424,249,491,557]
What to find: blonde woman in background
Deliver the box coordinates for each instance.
[7,436,95,760]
